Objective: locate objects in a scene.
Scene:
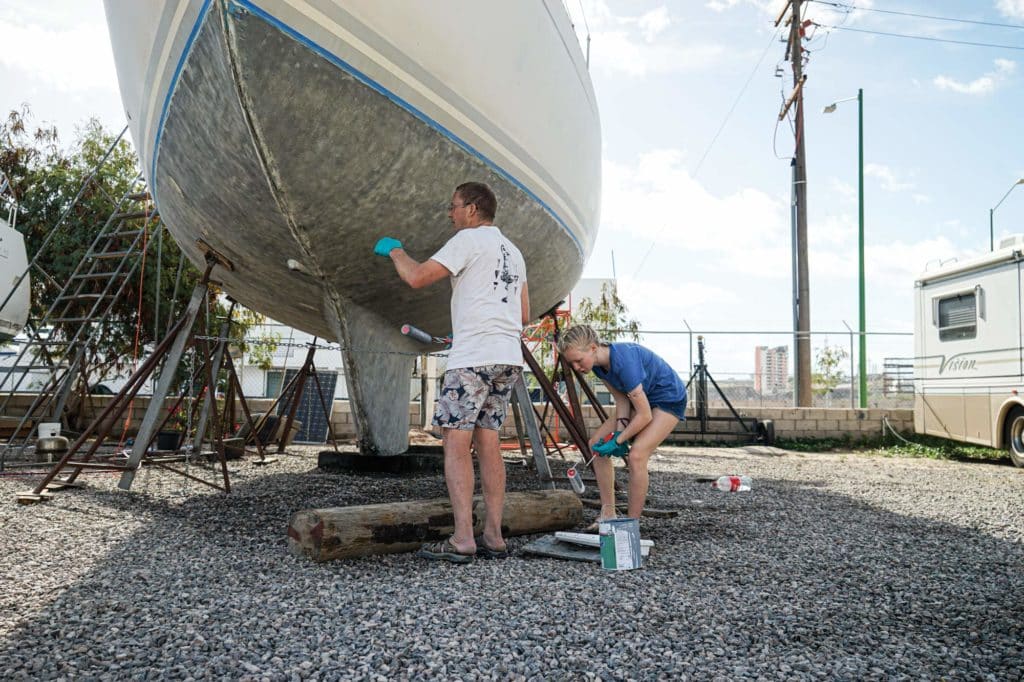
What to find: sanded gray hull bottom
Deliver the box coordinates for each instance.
[152,5,583,453]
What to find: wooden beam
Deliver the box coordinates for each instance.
[288,489,583,562]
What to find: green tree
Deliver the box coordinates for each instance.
[0,107,276,400]
[813,340,848,398]
[572,282,641,343]
[524,281,640,390]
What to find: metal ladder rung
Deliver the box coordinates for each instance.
[126,192,151,202]
[85,250,133,260]
[71,272,128,281]
[103,229,145,239]
[49,317,93,324]
[109,211,155,221]
[7,364,61,370]
[56,293,110,302]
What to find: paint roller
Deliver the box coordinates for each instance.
[400,324,451,346]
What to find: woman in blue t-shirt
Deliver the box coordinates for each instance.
[557,325,687,526]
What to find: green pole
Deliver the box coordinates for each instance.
[858,88,867,409]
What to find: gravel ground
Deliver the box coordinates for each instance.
[1,443,1022,681]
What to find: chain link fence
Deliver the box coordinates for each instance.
[2,324,914,410]
[618,327,914,410]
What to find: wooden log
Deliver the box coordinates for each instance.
[288,489,582,562]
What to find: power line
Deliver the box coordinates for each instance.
[632,26,782,277]
[816,23,1024,50]
[810,1,1024,31]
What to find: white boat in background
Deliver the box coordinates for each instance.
[0,171,29,342]
[103,0,602,453]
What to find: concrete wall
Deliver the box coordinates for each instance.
[489,405,913,443]
[3,393,913,443]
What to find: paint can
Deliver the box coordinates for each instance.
[599,518,643,571]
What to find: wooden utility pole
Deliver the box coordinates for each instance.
[781,0,812,406]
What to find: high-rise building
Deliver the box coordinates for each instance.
[755,345,789,394]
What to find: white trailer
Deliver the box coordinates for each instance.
[914,235,1024,467]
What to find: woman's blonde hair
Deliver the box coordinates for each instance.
[557,324,607,355]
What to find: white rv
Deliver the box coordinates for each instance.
[914,235,1024,467]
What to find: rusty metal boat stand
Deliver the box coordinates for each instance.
[15,251,267,504]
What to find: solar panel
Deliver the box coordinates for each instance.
[276,369,338,444]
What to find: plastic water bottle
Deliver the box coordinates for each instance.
[712,475,751,492]
[567,467,585,494]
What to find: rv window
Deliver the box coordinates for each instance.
[937,293,976,341]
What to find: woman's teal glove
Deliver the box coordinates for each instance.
[592,432,630,458]
[373,237,403,256]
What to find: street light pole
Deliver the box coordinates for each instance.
[990,178,1024,251]
[857,88,866,409]
[824,89,867,408]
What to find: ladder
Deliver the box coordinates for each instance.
[0,177,162,468]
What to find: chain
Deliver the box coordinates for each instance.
[192,335,449,357]
[882,415,920,447]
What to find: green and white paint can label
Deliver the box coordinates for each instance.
[599,518,642,570]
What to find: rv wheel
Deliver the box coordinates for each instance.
[1005,407,1024,468]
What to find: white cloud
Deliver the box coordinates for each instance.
[865,163,915,192]
[591,33,724,76]
[705,0,875,27]
[933,59,1016,95]
[997,0,1024,19]
[829,178,856,202]
[867,236,965,285]
[572,1,724,76]
[0,17,117,93]
[815,213,855,247]
[637,7,671,42]
[706,0,780,14]
[601,150,789,268]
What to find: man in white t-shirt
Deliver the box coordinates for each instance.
[374,181,530,564]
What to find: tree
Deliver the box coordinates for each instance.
[523,281,640,390]
[0,107,275,403]
[813,340,848,399]
[572,282,641,343]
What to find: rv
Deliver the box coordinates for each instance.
[914,235,1024,467]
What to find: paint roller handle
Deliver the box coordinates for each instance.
[401,324,451,348]
[401,324,433,344]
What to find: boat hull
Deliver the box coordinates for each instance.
[103,0,601,452]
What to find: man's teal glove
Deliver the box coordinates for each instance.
[373,237,403,257]
[592,432,630,458]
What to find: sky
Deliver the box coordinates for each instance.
[1,0,1023,384]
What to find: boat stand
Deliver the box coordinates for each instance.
[16,253,267,503]
[243,340,339,465]
[682,335,775,445]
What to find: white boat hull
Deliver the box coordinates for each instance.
[103,0,601,452]
[0,218,29,342]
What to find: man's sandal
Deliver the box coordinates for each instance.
[417,537,474,564]
[474,535,510,559]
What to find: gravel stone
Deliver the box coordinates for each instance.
[1,444,1022,680]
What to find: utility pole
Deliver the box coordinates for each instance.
[779,0,812,407]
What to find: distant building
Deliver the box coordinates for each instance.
[754,345,789,394]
